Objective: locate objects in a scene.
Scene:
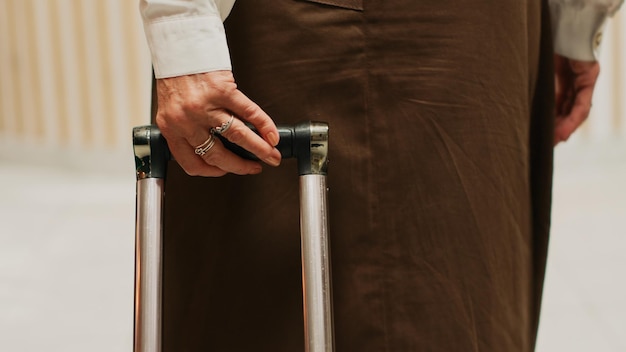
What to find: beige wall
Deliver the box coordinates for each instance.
[0,0,151,169]
[588,8,626,141]
[0,1,624,169]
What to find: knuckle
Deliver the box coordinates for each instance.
[224,126,246,144]
[182,92,206,114]
[156,116,175,137]
[213,81,238,98]
[155,113,168,129]
[203,150,223,165]
[157,108,186,131]
[231,166,247,175]
[214,169,228,177]
[241,103,261,120]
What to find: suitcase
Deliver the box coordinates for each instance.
[132,122,334,352]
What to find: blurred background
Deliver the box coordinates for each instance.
[0,0,624,351]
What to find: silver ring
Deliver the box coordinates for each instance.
[210,115,235,135]
[194,134,216,156]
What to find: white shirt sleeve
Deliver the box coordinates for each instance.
[139,0,236,78]
[549,0,624,61]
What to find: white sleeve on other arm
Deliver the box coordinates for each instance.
[549,0,624,61]
[140,0,236,78]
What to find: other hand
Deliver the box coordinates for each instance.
[155,71,281,176]
[553,54,600,145]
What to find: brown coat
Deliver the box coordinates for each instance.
[160,0,555,350]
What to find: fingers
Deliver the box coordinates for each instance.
[218,116,282,167]
[165,137,229,177]
[210,87,282,167]
[180,112,279,176]
[154,71,283,177]
[169,130,265,177]
[554,87,593,144]
[195,135,264,176]
[553,54,576,118]
[157,109,269,177]
[553,55,567,115]
[224,88,280,147]
[553,56,600,146]
[181,109,281,169]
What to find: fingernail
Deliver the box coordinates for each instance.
[267,132,279,146]
[268,155,281,167]
[252,165,263,174]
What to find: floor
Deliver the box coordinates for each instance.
[0,139,624,352]
[535,138,626,352]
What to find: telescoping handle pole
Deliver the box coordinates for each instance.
[132,121,333,352]
[223,122,335,352]
[296,123,334,352]
[133,126,168,352]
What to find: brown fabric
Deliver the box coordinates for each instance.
[161,0,555,351]
[299,0,364,11]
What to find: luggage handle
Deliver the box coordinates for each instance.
[133,121,329,180]
[133,121,334,352]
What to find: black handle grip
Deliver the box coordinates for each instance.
[218,124,296,161]
[219,122,329,175]
[133,121,328,179]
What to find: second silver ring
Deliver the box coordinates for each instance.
[194,134,216,156]
[210,115,235,135]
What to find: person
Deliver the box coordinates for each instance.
[139,0,622,350]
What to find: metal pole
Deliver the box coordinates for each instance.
[296,121,333,352]
[300,174,333,352]
[131,121,333,352]
[133,125,168,352]
[134,178,164,352]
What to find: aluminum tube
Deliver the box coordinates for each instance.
[134,178,164,352]
[300,174,334,352]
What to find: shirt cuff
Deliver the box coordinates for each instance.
[143,15,232,78]
[550,2,615,61]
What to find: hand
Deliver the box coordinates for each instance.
[553,54,600,145]
[155,71,282,176]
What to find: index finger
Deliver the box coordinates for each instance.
[219,116,282,167]
[224,89,280,147]
[555,86,593,143]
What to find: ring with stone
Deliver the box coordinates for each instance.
[210,115,235,135]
